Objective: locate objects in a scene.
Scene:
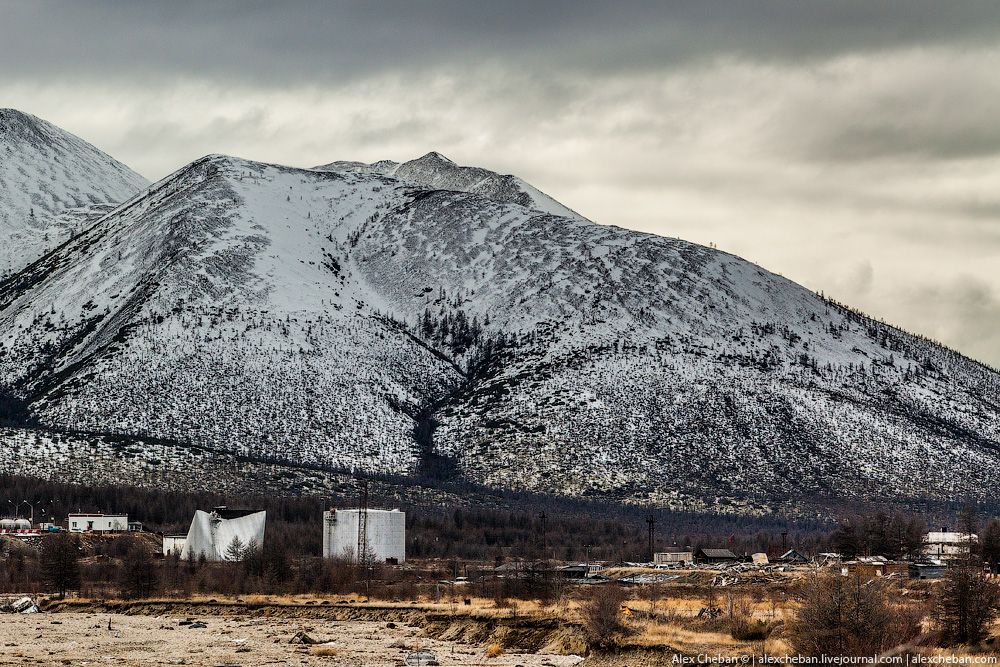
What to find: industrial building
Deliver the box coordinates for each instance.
[180,507,266,562]
[67,513,129,532]
[323,508,405,564]
[924,531,977,561]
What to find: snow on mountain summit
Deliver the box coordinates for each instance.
[314,151,588,221]
[1,148,999,513]
[0,109,149,276]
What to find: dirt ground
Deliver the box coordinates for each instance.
[0,612,585,667]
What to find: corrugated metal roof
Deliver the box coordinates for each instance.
[698,548,737,559]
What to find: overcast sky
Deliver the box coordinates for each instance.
[3,1,1000,365]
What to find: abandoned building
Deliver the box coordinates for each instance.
[695,548,738,564]
[654,546,694,566]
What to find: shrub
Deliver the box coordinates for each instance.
[581,585,632,648]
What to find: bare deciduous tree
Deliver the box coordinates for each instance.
[580,585,632,648]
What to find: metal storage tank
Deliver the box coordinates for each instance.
[0,518,15,531]
[322,508,405,564]
[13,519,31,530]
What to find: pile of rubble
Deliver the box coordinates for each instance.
[1,597,39,614]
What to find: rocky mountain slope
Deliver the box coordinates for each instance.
[0,109,148,276]
[1,135,998,514]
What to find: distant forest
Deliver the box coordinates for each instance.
[1,473,841,561]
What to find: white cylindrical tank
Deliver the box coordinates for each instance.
[0,519,15,531]
[322,509,405,564]
[13,519,31,530]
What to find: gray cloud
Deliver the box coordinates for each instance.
[3,1,1000,86]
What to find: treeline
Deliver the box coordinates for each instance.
[830,507,1000,570]
[0,474,833,562]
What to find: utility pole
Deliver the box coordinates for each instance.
[357,478,370,596]
[646,515,656,562]
[538,512,547,553]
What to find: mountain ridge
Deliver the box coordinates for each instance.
[0,141,998,515]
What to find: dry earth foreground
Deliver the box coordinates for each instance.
[1,589,998,667]
[0,609,585,667]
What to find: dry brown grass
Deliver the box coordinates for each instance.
[311,645,339,657]
[70,582,1000,660]
[485,642,504,658]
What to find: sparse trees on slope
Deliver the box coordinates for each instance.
[790,572,922,657]
[120,542,158,599]
[935,566,1000,646]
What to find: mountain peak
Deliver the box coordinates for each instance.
[0,110,149,275]
[313,152,588,221]
[0,108,49,140]
[0,107,32,120]
[415,151,455,164]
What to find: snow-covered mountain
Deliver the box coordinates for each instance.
[314,151,587,221]
[1,147,998,514]
[0,109,149,276]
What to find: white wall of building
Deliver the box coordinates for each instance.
[68,514,128,532]
[654,551,693,565]
[323,509,405,564]
[163,535,187,556]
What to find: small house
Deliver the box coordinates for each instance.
[843,556,908,578]
[162,535,187,556]
[909,562,945,580]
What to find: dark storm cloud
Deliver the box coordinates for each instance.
[3,1,1000,85]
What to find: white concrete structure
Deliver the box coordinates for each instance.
[924,531,978,560]
[68,513,128,532]
[180,508,266,562]
[162,535,187,556]
[323,508,405,564]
